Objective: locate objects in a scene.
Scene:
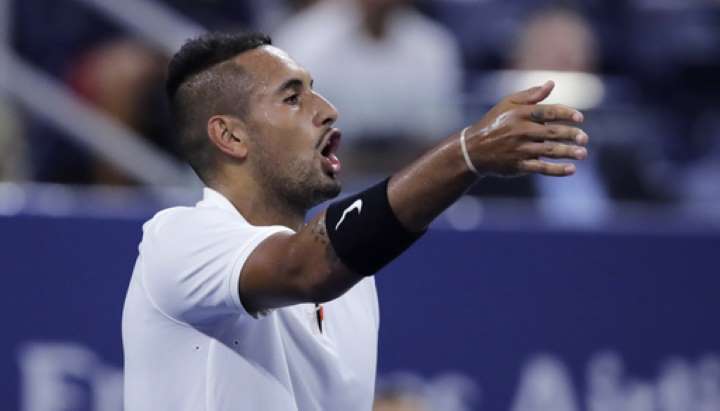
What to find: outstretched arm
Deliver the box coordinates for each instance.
[239,81,588,314]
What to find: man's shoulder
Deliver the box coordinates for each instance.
[141,205,247,242]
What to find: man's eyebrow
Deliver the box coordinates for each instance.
[276,77,314,94]
[276,78,304,94]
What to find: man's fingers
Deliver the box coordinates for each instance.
[522,123,589,145]
[509,81,554,105]
[519,142,587,160]
[524,104,584,124]
[519,159,576,176]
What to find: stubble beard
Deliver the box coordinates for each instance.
[252,150,341,215]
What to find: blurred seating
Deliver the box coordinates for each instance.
[4,0,720,210]
[66,38,174,185]
[23,38,175,185]
[10,0,253,185]
[0,99,29,182]
[161,0,255,30]
[273,0,463,178]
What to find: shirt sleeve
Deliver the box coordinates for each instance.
[139,208,294,325]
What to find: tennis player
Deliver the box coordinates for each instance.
[122,32,588,410]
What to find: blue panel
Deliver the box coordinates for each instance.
[1,215,718,409]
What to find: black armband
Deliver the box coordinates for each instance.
[325,178,425,276]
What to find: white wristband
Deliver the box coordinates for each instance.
[460,126,478,174]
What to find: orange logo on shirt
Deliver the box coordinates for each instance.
[315,304,324,333]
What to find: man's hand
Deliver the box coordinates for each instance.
[465,81,588,177]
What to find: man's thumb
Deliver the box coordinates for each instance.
[510,80,554,104]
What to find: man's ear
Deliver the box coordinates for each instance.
[207,115,249,159]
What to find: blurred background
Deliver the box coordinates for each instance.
[1,0,719,410]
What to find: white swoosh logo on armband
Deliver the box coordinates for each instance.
[335,199,363,230]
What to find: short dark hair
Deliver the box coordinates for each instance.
[166,32,272,182]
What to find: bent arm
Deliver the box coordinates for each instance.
[239,212,360,314]
[240,81,588,314]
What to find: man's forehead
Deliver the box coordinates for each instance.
[232,45,310,88]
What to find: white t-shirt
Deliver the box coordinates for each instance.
[122,188,379,410]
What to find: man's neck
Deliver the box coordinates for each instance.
[210,182,306,231]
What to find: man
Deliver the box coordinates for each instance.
[122,32,588,410]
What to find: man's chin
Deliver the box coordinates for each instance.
[320,176,342,200]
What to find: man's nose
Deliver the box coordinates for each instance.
[313,92,339,128]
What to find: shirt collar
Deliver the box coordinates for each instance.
[197,187,242,216]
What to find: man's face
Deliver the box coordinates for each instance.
[233,46,342,210]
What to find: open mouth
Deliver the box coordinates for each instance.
[319,129,342,175]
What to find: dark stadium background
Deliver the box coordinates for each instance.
[1,0,718,410]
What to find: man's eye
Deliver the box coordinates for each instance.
[284,94,299,105]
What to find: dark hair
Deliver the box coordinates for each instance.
[166,32,271,101]
[166,32,272,182]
